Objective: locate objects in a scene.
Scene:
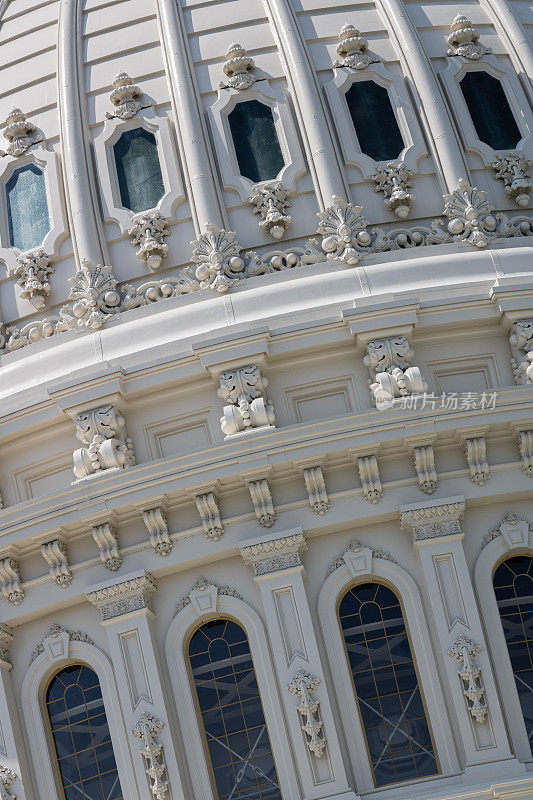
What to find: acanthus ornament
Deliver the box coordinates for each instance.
[313,196,373,265]
[131,713,168,800]
[105,72,150,120]
[247,182,291,240]
[0,765,17,800]
[287,669,326,758]
[191,224,252,292]
[86,573,156,621]
[0,108,41,157]
[400,500,466,542]
[128,212,170,272]
[509,319,533,384]
[448,634,488,723]
[8,249,54,309]
[372,162,416,219]
[447,14,492,60]
[240,532,307,576]
[442,180,503,248]
[492,153,532,208]
[363,336,427,408]
[61,261,122,330]
[73,405,135,480]
[334,24,380,70]
[218,365,275,437]
[219,44,257,91]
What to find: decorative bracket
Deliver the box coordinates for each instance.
[411,444,438,494]
[92,523,122,571]
[356,455,383,504]
[0,558,23,605]
[302,466,330,515]
[248,479,276,528]
[287,669,326,757]
[143,508,172,556]
[510,319,533,385]
[448,634,487,723]
[73,404,135,480]
[363,336,427,408]
[41,539,72,588]
[131,713,168,800]
[516,430,533,477]
[195,493,224,541]
[463,436,490,485]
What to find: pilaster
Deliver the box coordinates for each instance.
[239,529,359,800]
[86,571,190,800]
[400,498,520,778]
[0,625,33,800]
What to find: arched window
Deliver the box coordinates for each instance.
[113,127,165,214]
[6,163,50,251]
[459,71,521,150]
[493,555,533,751]
[338,582,438,787]
[189,618,282,800]
[46,664,123,800]
[228,100,285,183]
[345,81,404,162]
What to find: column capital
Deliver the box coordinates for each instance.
[86,569,156,623]
[0,623,13,670]
[239,528,307,577]
[400,496,465,545]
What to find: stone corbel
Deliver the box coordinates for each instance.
[295,459,330,515]
[509,319,533,385]
[142,507,172,556]
[457,430,490,486]
[248,478,276,528]
[92,522,122,571]
[193,491,224,541]
[0,554,23,606]
[40,538,72,588]
[240,529,307,577]
[86,570,156,622]
[408,439,438,494]
[287,669,326,758]
[356,454,383,504]
[515,428,533,477]
[131,713,168,800]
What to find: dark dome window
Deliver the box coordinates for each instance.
[459,71,521,150]
[345,81,404,162]
[228,99,285,183]
[114,127,165,213]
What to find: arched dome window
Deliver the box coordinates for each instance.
[6,163,50,251]
[338,582,438,787]
[459,71,521,150]
[46,663,123,800]
[188,618,282,800]
[345,81,404,162]
[228,99,285,183]
[113,127,165,214]
[493,555,533,751]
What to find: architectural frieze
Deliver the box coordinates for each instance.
[86,571,156,621]
[1,197,533,357]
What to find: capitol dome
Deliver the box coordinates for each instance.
[0,0,533,799]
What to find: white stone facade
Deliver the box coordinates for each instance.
[0,1,532,800]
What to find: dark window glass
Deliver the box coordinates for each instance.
[6,164,50,251]
[113,127,165,213]
[46,664,123,800]
[189,618,282,800]
[228,100,285,183]
[345,81,404,162]
[494,555,533,750]
[338,583,438,787]
[459,71,521,150]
